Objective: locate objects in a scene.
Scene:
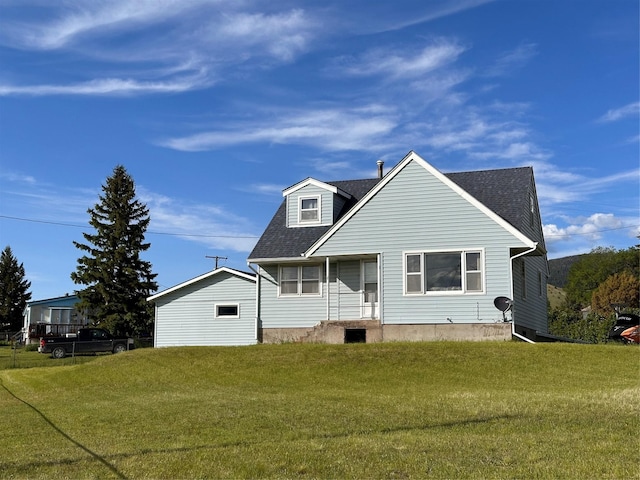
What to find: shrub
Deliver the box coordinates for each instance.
[549,309,616,344]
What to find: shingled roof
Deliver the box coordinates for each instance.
[248,178,380,260]
[248,165,535,261]
[446,166,534,232]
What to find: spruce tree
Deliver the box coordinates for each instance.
[71,165,157,336]
[0,246,32,331]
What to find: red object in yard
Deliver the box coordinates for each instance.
[621,325,640,344]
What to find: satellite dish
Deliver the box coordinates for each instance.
[494,296,513,322]
[494,296,513,312]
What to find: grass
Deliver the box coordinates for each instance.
[0,345,104,369]
[1,342,638,479]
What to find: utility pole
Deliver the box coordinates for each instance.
[205,255,228,269]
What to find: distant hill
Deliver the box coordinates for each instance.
[547,254,585,288]
[547,284,566,310]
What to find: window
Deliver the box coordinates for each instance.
[279,265,321,296]
[299,197,319,223]
[405,250,484,294]
[215,304,239,318]
[363,261,378,303]
[538,270,544,297]
[406,254,423,293]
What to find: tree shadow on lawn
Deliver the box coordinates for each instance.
[0,379,127,479]
[0,386,515,476]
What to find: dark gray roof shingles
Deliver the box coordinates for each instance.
[248,168,533,261]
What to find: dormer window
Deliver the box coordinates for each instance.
[299,197,319,223]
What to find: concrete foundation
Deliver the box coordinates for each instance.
[261,321,512,344]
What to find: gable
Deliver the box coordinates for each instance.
[248,178,380,261]
[148,267,255,302]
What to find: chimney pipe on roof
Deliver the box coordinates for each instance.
[377,160,384,179]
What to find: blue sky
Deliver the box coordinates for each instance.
[0,0,638,300]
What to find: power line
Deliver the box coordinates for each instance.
[1,213,637,239]
[544,226,639,237]
[0,214,260,239]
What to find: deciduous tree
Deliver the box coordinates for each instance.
[591,271,640,316]
[0,246,32,331]
[71,166,157,336]
[564,246,639,307]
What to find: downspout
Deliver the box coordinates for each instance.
[377,253,383,325]
[510,244,538,344]
[326,257,330,321]
[247,263,261,343]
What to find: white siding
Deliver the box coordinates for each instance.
[313,160,532,325]
[154,272,256,347]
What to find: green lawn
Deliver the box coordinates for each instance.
[1,342,638,479]
[0,345,103,370]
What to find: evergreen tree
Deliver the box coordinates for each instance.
[0,246,32,331]
[71,165,157,336]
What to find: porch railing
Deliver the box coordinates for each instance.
[29,322,88,338]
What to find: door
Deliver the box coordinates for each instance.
[361,260,378,319]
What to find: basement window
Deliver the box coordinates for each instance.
[345,328,366,344]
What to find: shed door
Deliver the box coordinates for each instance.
[362,260,378,319]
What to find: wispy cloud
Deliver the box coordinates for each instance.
[160,106,399,152]
[0,1,317,97]
[140,190,258,252]
[0,171,37,185]
[597,101,640,123]
[484,43,537,77]
[358,0,496,34]
[536,166,640,206]
[333,40,467,80]
[3,0,202,50]
[0,73,211,96]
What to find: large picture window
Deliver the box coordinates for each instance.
[405,250,484,294]
[279,265,321,296]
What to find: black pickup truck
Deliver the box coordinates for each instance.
[39,328,134,358]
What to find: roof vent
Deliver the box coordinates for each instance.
[377,160,384,179]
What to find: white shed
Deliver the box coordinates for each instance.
[148,267,257,347]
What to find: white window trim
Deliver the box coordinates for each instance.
[403,249,486,296]
[404,253,424,295]
[360,259,379,312]
[298,195,321,224]
[278,265,323,297]
[214,303,240,318]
